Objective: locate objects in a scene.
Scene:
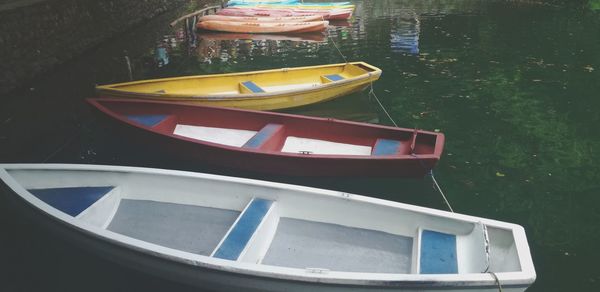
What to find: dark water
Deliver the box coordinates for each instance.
[1,0,599,291]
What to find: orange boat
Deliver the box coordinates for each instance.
[199,14,324,23]
[197,20,328,34]
[218,7,352,20]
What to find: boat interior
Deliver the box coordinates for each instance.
[98,99,439,157]
[101,63,379,96]
[6,167,523,275]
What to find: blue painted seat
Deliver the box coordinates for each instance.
[242,124,284,149]
[323,74,345,82]
[420,230,458,274]
[126,114,168,127]
[28,186,114,217]
[213,198,273,260]
[240,81,265,93]
[372,139,402,156]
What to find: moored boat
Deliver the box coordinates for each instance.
[237,3,355,10]
[87,98,443,177]
[199,14,324,23]
[197,20,328,34]
[0,163,536,291]
[227,0,300,5]
[95,62,382,110]
[218,7,352,20]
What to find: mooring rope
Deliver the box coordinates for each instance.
[367,82,454,212]
[325,26,349,64]
[430,170,454,213]
[368,82,398,127]
[488,271,503,292]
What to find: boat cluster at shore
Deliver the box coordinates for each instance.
[0,1,536,291]
[197,1,354,33]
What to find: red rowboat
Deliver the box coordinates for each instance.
[197,20,328,34]
[87,98,445,177]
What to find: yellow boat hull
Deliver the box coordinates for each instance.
[96,62,382,111]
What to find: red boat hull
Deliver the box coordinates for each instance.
[88,99,444,177]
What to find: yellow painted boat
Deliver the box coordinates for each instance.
[95,62,382,110]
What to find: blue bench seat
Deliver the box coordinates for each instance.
[240,81,265,93]
[420,230,458,274]
[29,186,115,217]
[213,198,274,260]
[323,74,345,82]
[242,124,284,149]
[126,114,168,127]
[372,138,403,156]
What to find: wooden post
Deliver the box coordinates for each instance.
[169,5,223,27]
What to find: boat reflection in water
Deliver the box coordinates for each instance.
[390,10,420,55]
[198,31,326,43]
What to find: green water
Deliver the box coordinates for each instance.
[1,0,599,291]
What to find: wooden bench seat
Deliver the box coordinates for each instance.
[126,114,169,127]
[371,138,403,156]
[28,186,115,217]
[420,229,458,274]
[242,123,285,150]
[239,81,265,93]
[320,74,345,83]
[213,198,274,260]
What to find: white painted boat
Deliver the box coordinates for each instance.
[0,164,536,291]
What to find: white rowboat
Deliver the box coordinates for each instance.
[0,164,536,291]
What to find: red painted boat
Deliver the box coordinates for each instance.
[87,98,445,177]
[197,20,328,34]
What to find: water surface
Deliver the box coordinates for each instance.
[1,1,599,291]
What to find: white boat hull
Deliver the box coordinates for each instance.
[0,164,536,291]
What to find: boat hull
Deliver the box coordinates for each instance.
[199,14,325,22]
[0,164,535,292]
[218,8,352,20]
[88,98,444,178]
[96,62,382,111]
[197,20,328,34]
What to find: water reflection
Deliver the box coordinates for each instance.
[163,2,428,67]
[155,42,170,67]
[390,10,420,54]
[199,32,327,42]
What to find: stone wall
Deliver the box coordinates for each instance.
[0,0,190,94]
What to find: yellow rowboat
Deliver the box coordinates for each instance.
[96,62,382,110]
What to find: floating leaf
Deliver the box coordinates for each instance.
[496,172,506,177]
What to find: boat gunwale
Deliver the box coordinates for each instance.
[95,62,382,101]
[0,164,536,288]
[88,98,443,160]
